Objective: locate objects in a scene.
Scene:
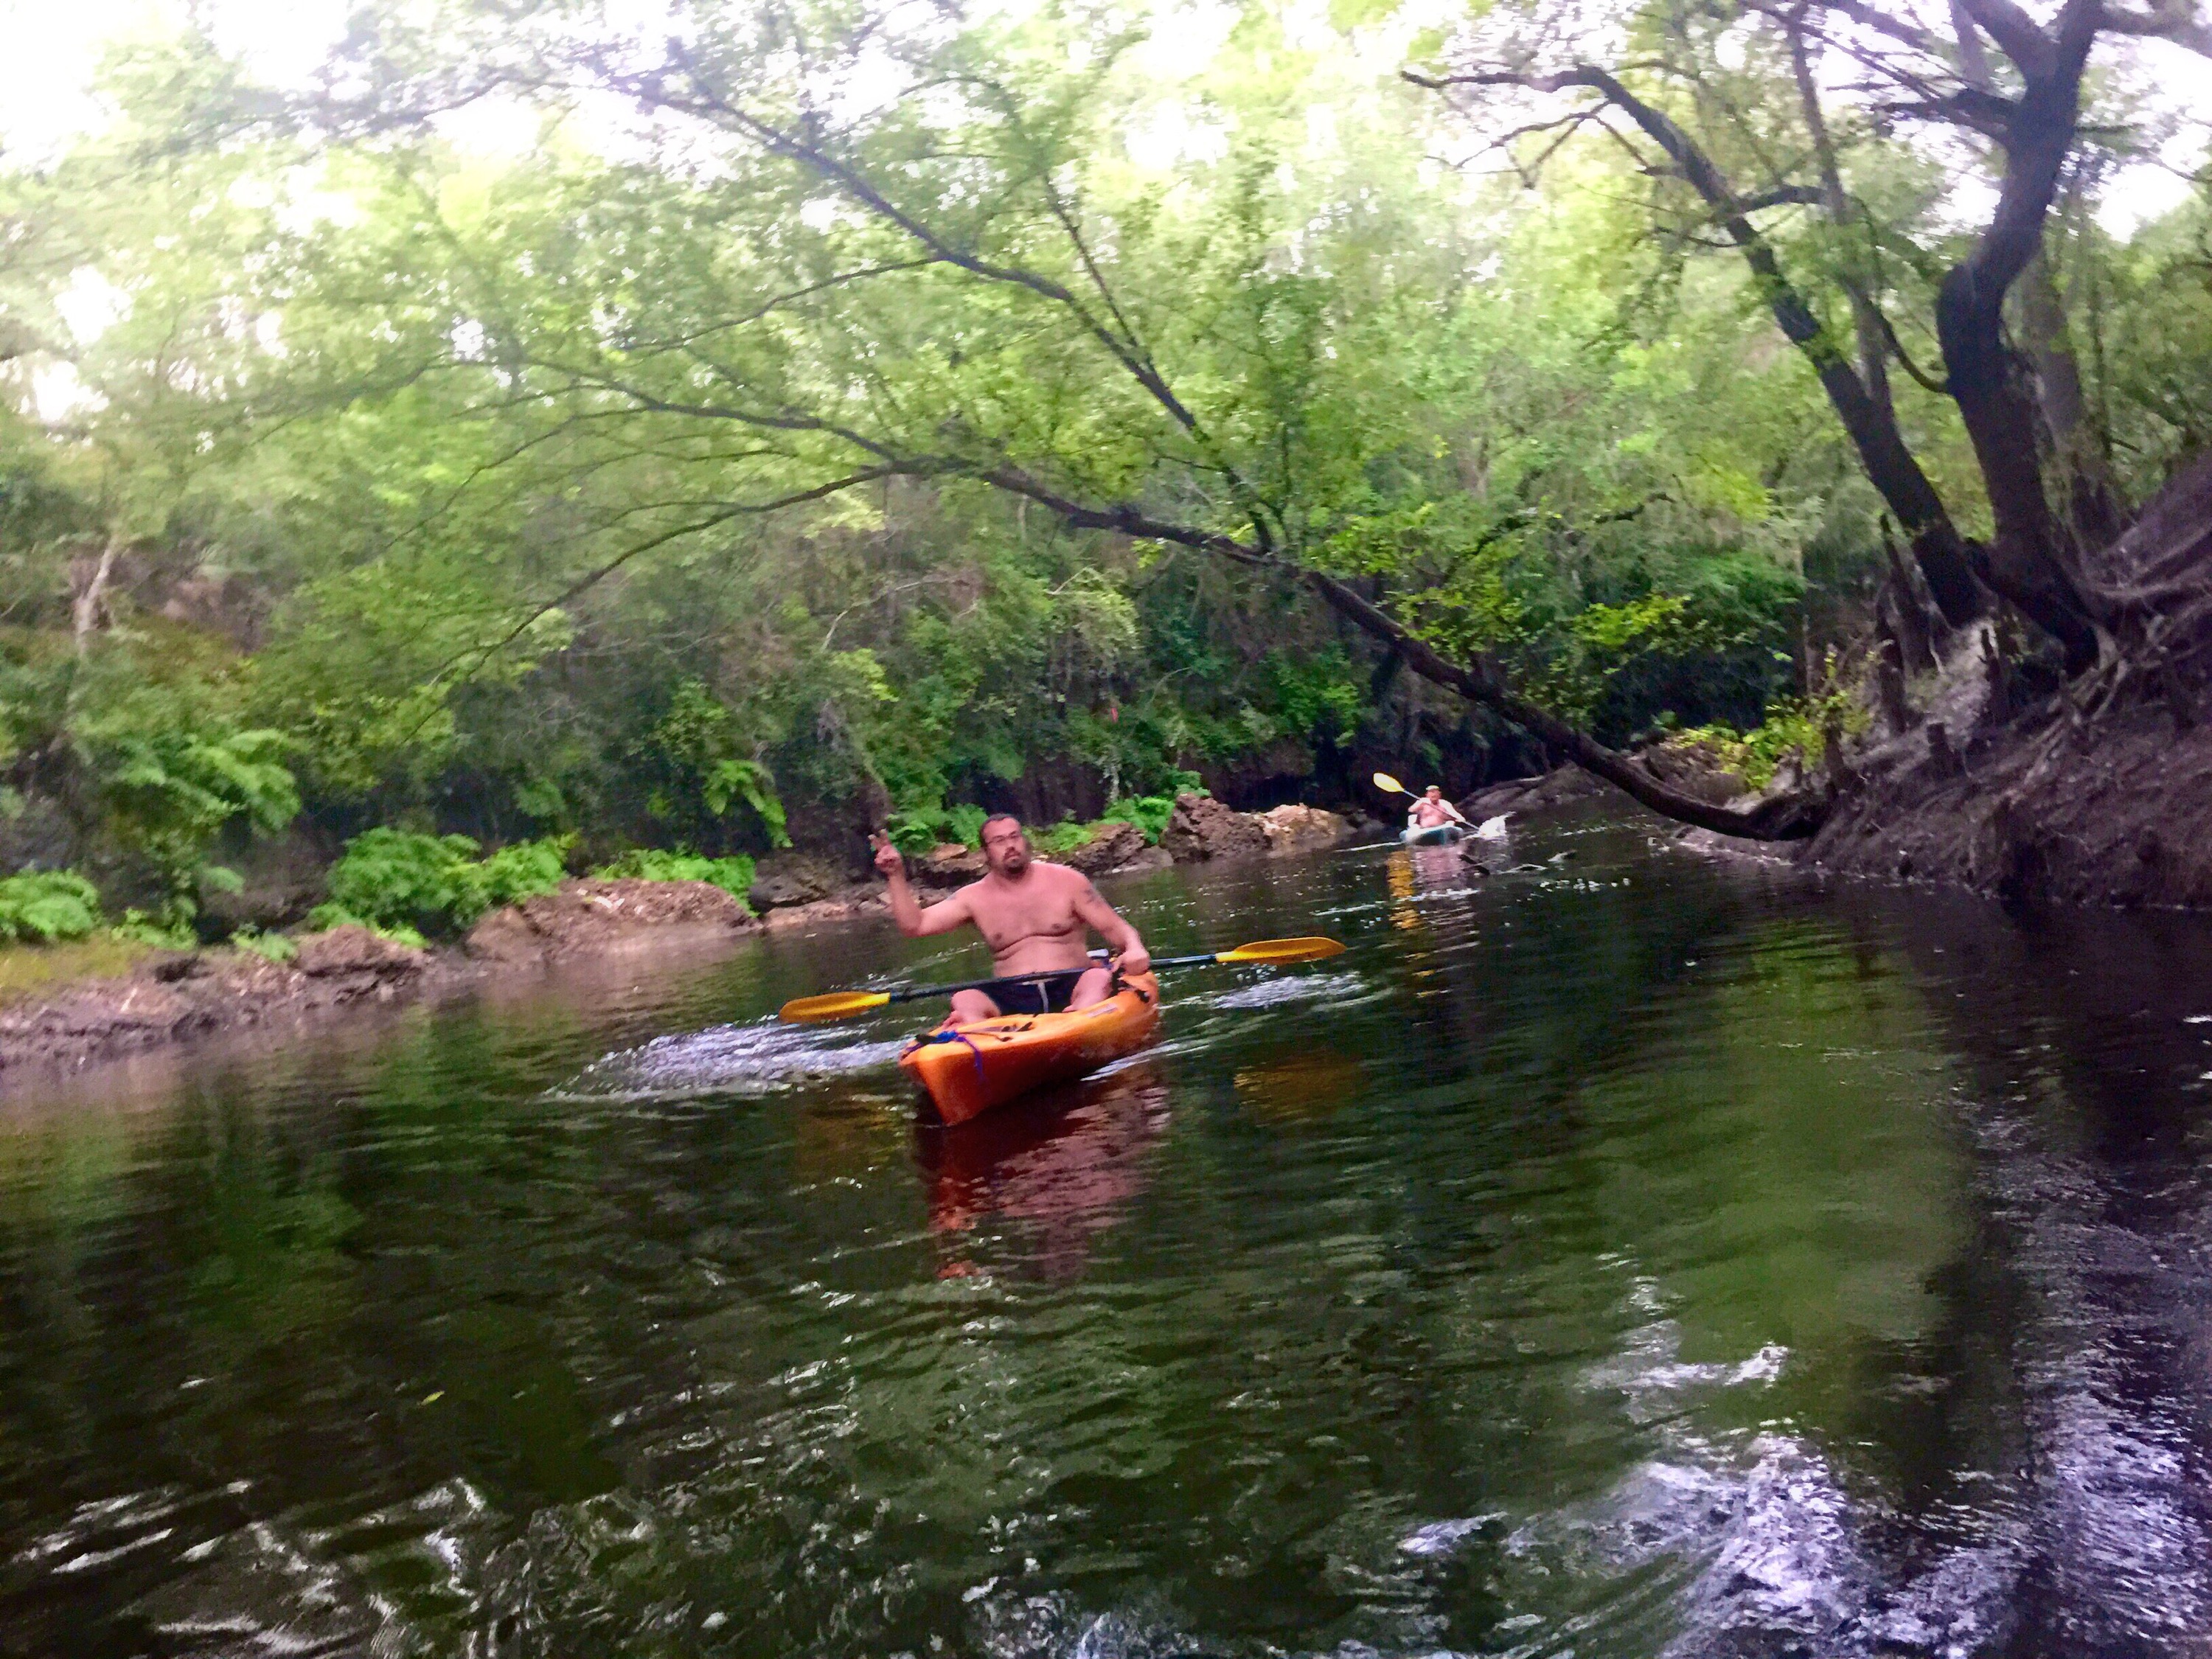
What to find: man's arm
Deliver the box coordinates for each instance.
[1070,874,1150,975]
[872,835,975,937]
[1443,799,1470,824]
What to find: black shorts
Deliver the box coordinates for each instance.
[975,970,1089,1015]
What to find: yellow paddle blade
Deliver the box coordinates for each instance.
[1214,936,1346,966]
[1371,771,1406,796]
[779,989,894,1023]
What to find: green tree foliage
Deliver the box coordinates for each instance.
[0,0,2204,880]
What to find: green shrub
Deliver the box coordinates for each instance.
[479,838,571,908]
[1672,670,1870,790]
[96,727,300,928]
[229,926,299,964]
[591,849,756,908]
[0,870,103,945]
[1099,795,1177,844]
[884,815,941,857]
[311,829,569,938]
[884,801,989,856]
[1026,819,1099,857]
[111,910,196,950]
[943,803,987,848]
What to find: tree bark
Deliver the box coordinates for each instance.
[2019,250,2126,553]
[71,536,122,656]
[1932,0,2105,669]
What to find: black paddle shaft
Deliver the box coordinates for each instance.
[875,948,1219,1007]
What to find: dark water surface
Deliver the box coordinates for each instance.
[9,810,2212,1657]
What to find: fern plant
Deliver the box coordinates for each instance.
[591,849,756,908]
[0,871,103,945]
[311,830,570,938]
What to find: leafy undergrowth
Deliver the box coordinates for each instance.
[889,793,1180,858]
[591,849,756,908]
[1099,795,1178,843]
[1672,686,1869,790]
[310,830,571,940]
[0,871,105,945]
[309,830,764,942]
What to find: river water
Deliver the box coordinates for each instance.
[7,808,2212,1657]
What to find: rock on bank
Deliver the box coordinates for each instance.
[465,877,756,964]
[1162,795,1352,863]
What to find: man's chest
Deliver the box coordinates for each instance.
[967,883,1082,941]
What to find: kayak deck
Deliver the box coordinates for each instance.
[1402,822,1466,845]
[899,972,1161,1125]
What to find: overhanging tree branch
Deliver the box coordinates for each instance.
[1406,58,1989,629]
[965,462,1824,839]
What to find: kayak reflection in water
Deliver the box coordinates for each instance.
[918,1064,1170,1277]
[872,813,1151,1026]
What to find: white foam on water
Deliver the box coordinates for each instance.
[1194,971,1366,1011]
[1398,1513,1503,1557]
[553,1020,908,1101]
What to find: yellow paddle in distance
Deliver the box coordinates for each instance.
[1373,770,1414,799]
[779,936,1346,1023]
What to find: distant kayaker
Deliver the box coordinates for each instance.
[1407,786,1468,832]
[872,815,1152,1025]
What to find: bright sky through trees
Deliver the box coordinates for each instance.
[7,0,2204,230]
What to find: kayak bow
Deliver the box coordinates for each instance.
[900,972,1163,1125]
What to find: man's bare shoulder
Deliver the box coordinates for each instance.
[1029,860,1095,888]
[1036,861,1119,906]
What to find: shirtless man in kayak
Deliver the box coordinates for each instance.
[872,814,1152,1026]
[1407,786,1468,831]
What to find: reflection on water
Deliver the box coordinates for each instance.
[917,1065,1169,1279]
[10,812,2212,1653]
[1234,1050,1364,1124]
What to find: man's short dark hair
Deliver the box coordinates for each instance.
[981,813,1024,839]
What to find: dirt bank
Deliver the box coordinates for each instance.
[0,925,470,1079]
[464,876,757,963]
[1806,695,2212,908]
[0,877,758,1079]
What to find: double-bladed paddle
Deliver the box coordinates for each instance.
[778,936,1346,1023]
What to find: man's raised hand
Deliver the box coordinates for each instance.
[871,833,905,877]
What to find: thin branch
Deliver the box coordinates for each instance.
[644,44,1283,555]
[1736,184,1827,212]
[1856,290,1953,392]
[1821,0,1945,55]
[422,469,897,696]
[2098,0,2212,57]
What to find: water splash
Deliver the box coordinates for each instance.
[554,1019,908,1101]
[1195,971,1366,1011]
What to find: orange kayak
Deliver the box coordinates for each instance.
[898,973,1161,1125]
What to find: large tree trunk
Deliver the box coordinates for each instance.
[1933,0,2107,669]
